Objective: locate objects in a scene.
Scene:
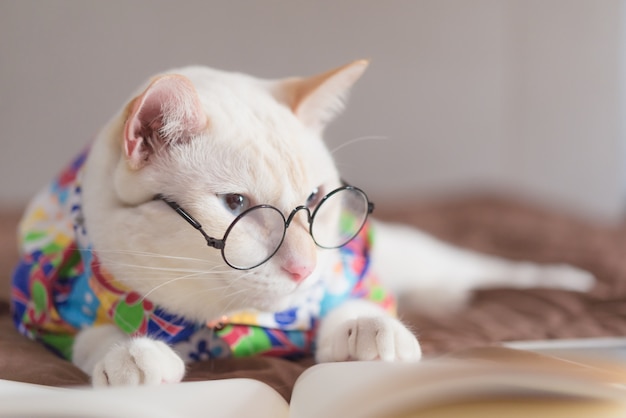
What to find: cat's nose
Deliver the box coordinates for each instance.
[282,259,315,283]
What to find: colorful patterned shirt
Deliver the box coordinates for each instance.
[11,152,395,362]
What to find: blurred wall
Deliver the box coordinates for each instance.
[1,0,624,221]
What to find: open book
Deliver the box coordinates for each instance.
[1,345,625,418]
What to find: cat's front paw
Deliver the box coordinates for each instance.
[92,337,185,387]
[316,316,421,363]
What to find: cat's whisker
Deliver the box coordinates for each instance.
[222,271,271,297]
[212,270,257,301]
[139,272,214,301]
[93,247,234,279]
[97,260,231,275]
[93,248,216,265]
[118,266,255,303]
[330,135,390,155]
[215,287,252,314]
[216,272,255,299]
[109,271,235,292]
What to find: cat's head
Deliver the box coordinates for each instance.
[83,60,368,322]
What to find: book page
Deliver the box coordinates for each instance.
[504,337,626,365]
[0,378,289,418]
[289,351,626,418]
[393,398,626,418]
[0,379,68,396]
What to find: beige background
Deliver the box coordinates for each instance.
[1,0,625,221]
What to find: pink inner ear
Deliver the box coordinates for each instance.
[123,75,207,169]
[124,95,160,161]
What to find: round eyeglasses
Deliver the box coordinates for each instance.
[156,184,374,270]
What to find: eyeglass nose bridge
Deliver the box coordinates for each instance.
[284,205,313,228]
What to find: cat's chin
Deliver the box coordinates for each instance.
[234,285,303,313]
[245,296,293,313]
[235,270,324,313]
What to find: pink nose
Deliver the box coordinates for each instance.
[282,260,315,283]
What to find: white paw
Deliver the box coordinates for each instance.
[92,337,185,387]
[317,316,421,363]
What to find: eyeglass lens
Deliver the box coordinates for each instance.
[222,206,286,270]
[311,188,369,248]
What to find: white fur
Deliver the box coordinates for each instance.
[71,61,594,386]
[74,326,185,387]
[371,221,594,315]
[315,300,421,362]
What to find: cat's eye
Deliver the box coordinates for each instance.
[306,186,324,209]
[219,193,251,216]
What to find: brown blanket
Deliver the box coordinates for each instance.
[1,196,625,401]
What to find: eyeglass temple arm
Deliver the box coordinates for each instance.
[156,195,225,250]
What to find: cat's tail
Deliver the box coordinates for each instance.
[370,220,595,316]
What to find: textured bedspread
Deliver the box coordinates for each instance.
[1,197,625,401]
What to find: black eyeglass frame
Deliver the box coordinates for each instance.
[155,183,374,270]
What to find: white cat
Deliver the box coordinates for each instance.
[11,60,593,387]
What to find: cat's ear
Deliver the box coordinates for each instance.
[274,60,369,131]
[123,74,207,170]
